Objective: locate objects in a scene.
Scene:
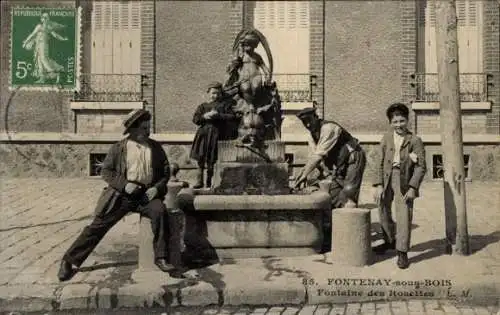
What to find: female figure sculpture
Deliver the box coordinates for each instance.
[22,13,68,84]
[224,29,282,150]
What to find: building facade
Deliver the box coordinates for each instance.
[0,0,499,181]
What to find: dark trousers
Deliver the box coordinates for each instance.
[63,197,168,267]
[378,168,414,252]
[329,149,367,208]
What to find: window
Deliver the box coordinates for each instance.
[432,154,470,180]
[91,1,141,74]
[421,0,483,74]
[253,1,310,101]
[419,0,484,95]
[89,153,107,176]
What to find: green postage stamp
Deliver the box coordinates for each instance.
[10,7,81,91]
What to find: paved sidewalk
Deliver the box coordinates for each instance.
[0,179,498,313]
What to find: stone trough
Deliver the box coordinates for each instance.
[177,141,332,259]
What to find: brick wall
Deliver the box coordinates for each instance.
[154,1,242,133]
[0,0,75,133]
[484,1,500,133]
[310,1,324,118]
[141,1,155,131]
[416,111,489,134]
[400,0,418,132]
[323,1,403,133]
[76,111,130,134]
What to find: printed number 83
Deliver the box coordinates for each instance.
[16,61,32,79]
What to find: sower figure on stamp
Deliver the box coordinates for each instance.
[58,109,183,281]
[372,103,426,269]
[190,82,238,189]
[291,107,367,251]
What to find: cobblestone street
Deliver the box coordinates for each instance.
[14,301,500,314]
[0,179,498,313]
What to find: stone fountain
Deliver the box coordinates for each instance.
[177,29,332,259]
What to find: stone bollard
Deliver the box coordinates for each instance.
[331,207,372,266]
[164,181,186,267]
[138,181,185,271]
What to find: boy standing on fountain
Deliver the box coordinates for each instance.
[190,82,237,189]
[292,107,366,208]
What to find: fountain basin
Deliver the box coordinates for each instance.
[178,189,332,259]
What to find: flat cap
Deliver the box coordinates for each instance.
[123,109,151,135]
[386,102,409,119]
[206,81,223,91]
[296,107,317,119]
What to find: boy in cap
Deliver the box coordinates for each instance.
[190,82,237,188]
[372,103,426,269]
[58,109,182,281]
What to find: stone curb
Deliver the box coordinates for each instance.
[0,278,497,312]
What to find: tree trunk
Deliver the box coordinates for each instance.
[434,0,470,255]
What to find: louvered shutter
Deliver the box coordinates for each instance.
[424,1,438,93]
[91,0,141,75]
[423,0,483,96]
[128,1,141,75]
[457,0,483,74]
[253,1,310,91]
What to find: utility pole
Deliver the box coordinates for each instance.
[434,0,470,255]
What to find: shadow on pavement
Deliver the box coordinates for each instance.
[371,222,420,264]
[409,230,500,264]
[78,261,137,272]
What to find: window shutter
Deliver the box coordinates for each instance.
[91,0,141,76]
[253,1,310,75]
[425,1,437,74]
[423,0,483,74]
[128,1,142,75]
[91,1,107,74]
[111,1,123,74]
[424,1,438,93]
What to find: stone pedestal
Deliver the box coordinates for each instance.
[213,140,291,195]
[218,140,286,163]
[213,162,290,195]
[331,208,372,266]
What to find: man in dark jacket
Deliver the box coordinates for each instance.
[58,109,179,281]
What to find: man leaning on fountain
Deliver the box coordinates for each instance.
[291,107,366,208]
[57,109,183,281]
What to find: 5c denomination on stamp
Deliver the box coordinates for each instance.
[9,6,81,91]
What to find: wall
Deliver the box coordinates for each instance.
[416,111,489,134]
[154,1,242,133]
[1,141,498,182]
[324,1,403,133]
[0,0,75,133]
[484,1,500,133]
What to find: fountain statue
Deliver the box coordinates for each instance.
[177,29,332,260]
[222,28,283,155]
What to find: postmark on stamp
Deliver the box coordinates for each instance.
[9,7,81,91]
